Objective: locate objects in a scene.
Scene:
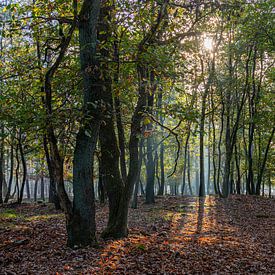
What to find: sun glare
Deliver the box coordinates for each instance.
[203,37,213,51]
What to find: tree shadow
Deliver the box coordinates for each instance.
[194,196,205,241]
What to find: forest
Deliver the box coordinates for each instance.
[0,0,274,274]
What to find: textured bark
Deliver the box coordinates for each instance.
[102,0,169,239]
[67,0,101,248]
[114,41,127,182]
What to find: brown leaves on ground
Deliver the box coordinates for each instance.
[0,195,274,274]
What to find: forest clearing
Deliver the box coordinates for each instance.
[1,196,274,274]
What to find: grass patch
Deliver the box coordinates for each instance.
[0,209,21,219]
[26,213,63,221]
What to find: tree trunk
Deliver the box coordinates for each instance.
[145,136,155,203]
[181,130,191,195]
[0,126,4,204]
[4,143,14,203]
[256,127,275,195]
[26,177,31,200]
[101,0,169,239]
[187,145,193,196]
[43,135,60,209]
[131,139,144,209]
[113,40,127,183]
[98,155,106,204]
[40,176,45,201]
[67,0,101,248]
[34,177,38,202]
[199,95,206,197]
[18,133,27,204]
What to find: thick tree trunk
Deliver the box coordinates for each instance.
[67,127,98,247]
[67,0,101,248]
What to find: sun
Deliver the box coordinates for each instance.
[203,37,213,51]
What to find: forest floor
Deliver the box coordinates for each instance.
[0,195,274,274]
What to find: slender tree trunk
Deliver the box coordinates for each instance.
[256,127,275,195]
[207,124,211,195]
[26,177,31,200]
[145,136,156,203]
[18,133,27,204]
[40,176,45,201]
[4,143,14,203]
[0,126,4,204]
[34,177,38,202]
[113,40,127,182]
[235,144,241,194]
[187,145,193,196]
[43,136,60,209]
[181,129,191,195]
[140,180,145,195]
[98,155,106,204]
[199,94,206,197]
[145,71,157,204]
[131,139,144,209]
[157,90,165,196]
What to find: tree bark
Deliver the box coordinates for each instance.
[67,0,101,248]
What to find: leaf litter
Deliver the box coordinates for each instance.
[0,195,274,274]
